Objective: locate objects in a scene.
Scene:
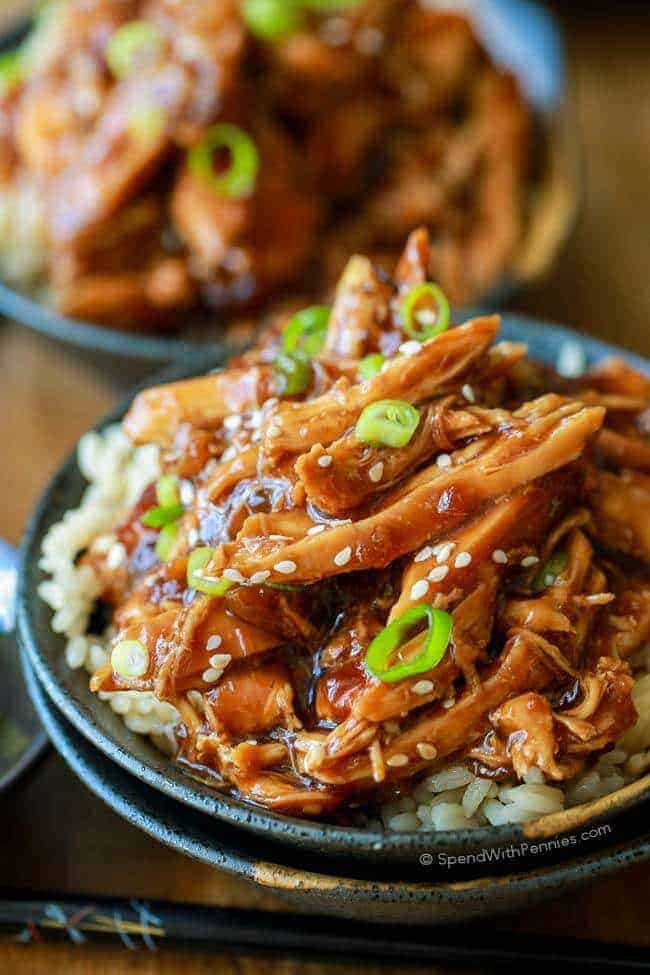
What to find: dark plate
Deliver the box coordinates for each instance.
[0,0,570,377]
[16,314,650,867]
[22,647,650,924]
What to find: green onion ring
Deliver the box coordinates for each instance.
[156,474,180,509]
[141,503,184,529]
[188,123,259,199]
[186,547,232,596]
[365,605,453,684]
[355,399,420,448]
[402,283,450,342]
[155,521,179,562]
[282,305,330,357]
[358,353,385,380]
[243,0,304,41]
[274,349,312,396]
[106,20,163,79]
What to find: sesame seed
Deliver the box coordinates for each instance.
[356,25,383,55]
[318,454,333,468]
[209,653,231,674]
[369,461,384,483]
[223,568,246,584]
[436,453,452,469]
[187,528,199,547]
[299,426,308,438]
[107,542,127,570]
[462,384,476,403]
[307,524,326,536]
[386,753,409,768]
[415,308,438,326]
[223,414,242,431]
[202,667,221,683]
[187,690,203,710]
[274,560,297,575]
[179,481,195,506]
[250,570,271,585]
[320,16,350,46]
[413,680,434,695]
[399,340,421,357]
[454,551,472,569]
[428,565,449,583]
[442,697,456,709]
[410,579,429,601]
[414,545,434,563]
[492,549,508,565]
[334,546,352,567]
[521,555,540,568]
[267,425,281,438]
[206,635,222,652]
[436,542,455,563]
[416,743,438,760]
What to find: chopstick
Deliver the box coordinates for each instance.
[0,893,648,970]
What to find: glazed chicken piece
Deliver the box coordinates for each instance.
[585,468,650,565]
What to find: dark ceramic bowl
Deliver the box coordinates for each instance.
[22,648,650,923]
[0,1,573,382]
[16,314,650,870]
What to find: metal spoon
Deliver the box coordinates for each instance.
[0,539,47,792]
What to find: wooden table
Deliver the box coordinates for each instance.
[2,4,650,972]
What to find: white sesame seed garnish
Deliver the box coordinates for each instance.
[410,579,430,601]
[106,542,127,570]
[250,570,271,585]
[454,551,472,569]
[386,753,409,768]
[317,454,333,468]
[187,528,199,548]
[334,546,352,567]
[208,653,231,674]
[415,308,438,326]
[413,679,434,695]
[442,697,456,709]
[416,743,438,760]
[521,555,540,568]
[223,568,246,584]
[369,461,384,483]
[428,565,450,583]
[202,667,221,683]
[320,16,350,46]
[267,425,281,438]
[414,545,434,563]
[557,340,587,379]
[492,549,508,565]
[436,453,452,469]
[461,384,476,403]
[179,481,195,506]
[307,524,326,536]
[356,26,383,55]
[399,340,422,357]
[435,542,455,564]
[274,560,297,575]
[223,414,242,431]
[299,426,308,438]
[206,635,222,652]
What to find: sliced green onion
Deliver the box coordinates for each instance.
[402,283,450,342]
[355,399,420,448]
[187,547,232,596]
[531,551,568,593]
[156,474,180,509]
[365,605,453,684]
[141,503,184,528]
[282,305,330,357]
[106,20,163,78]
[111,639,149,679]
[0,50,22,95]
[303,0,362,9]
[156,522,179,562]
[358,353,385,380]
[274,349,312,396]
[243,0,303,41]
[188,123,259,199]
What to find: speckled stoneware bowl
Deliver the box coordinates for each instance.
[16,314,650,873]
[22,649,650,923]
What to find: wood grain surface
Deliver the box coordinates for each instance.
[1,3,650,972]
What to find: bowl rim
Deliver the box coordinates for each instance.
[16,312,650,863]
[22,645,650,911]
